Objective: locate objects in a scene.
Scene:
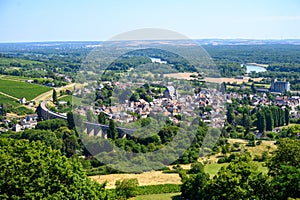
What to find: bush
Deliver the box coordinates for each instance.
[218,157,227,164]
[267,132,276,139]
[115,178,139,199]
[246,141,256,147]
[233,142,240,148]
[136,184,181,195]
[245,133,256,141]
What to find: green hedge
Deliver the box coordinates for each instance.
[136,184,181,195]
[108,184,181,196]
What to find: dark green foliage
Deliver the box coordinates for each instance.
[217,61,246,77]
[0,103,6,116]
[115,178,139,199]
[108,119,118,140]
[180,162,210,200]
[129,92,140,102]
[0,138,107,199]
[226,106,234,124]
[267,138,300,199]
[98,111,107,124]
[284,107,290,125]
[205,155,270,200]
[52,89,57,103]
[35,118,67,131]
[67,111,83,130]
[135,184,181,195]
[181,139,300,200]
[256,111,266,133]
[95,83,113,106]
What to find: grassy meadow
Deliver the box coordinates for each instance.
[0,78,51,100]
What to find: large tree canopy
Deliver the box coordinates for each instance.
[267,138,300,199]
[0,138,107,199]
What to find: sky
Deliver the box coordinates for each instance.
[0,0,300,42]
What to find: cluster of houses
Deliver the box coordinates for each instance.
[0,114,38,133]
[75,82,226,129]
[225,92,300,119]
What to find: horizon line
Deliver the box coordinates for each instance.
[1,38,300,44]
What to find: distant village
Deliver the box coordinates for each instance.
[1,74,300,133]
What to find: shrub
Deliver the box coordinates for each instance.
[115,178,139,199]
[267,132,276,139]
[233,142,240,148]
[218,157,227,164]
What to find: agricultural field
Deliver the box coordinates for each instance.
[0,93,19,106]
[227,138,276,158]
[90,171,181,189]
[0,78,51,100]
[0,75,29,81]
[163,72,263,84]
[0,57,42,65]
[91,161,268,188]
[130,193,183,200]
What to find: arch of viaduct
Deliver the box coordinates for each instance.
[37,100,134,138]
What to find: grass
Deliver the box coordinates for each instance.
[0,57,42,65]
[204,162,268,178]
[204,163,228,178]
[0,78,51,100]
[130,193,183,200]
[59,95,82,105]
[12,106,34,115]
[0,75,32,81]
[90,171,181,189]
[0,93,19,106]
[227,139,276,159]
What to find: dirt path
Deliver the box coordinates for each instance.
[32,83,78,104]
[0,91,19,101]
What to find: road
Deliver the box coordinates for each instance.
[33,83,77,104]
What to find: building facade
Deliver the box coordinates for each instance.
[270,79,290,93]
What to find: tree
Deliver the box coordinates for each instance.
[20,129,63,150]
[256,111,266,133]
[284,107,290,125]
[115,178,139,199]
[0,138,107,199]
[241,109,252,134]
[67,112,75,129]
[67,112,83,131]
[267,138,300,199]
[52,89,57,103]
[265,109,274,131]
[129,92,139,102]
[98,112,107,124]
[180,162,210,200]
[0,104,6,116]
[226,106,234,124]
[205,155,270,200]
[108,119,118,140]
[35,118,67,131]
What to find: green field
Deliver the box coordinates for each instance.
[0,94,19,106]
[204,163,228,177]
[0,75,31,81]
[204,162,268,178]
[0,57,42,65]
[0,79,51,100]
[59,95,82,105]
[131,193,182,200]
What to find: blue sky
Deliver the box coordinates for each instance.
[1,0,300,42]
